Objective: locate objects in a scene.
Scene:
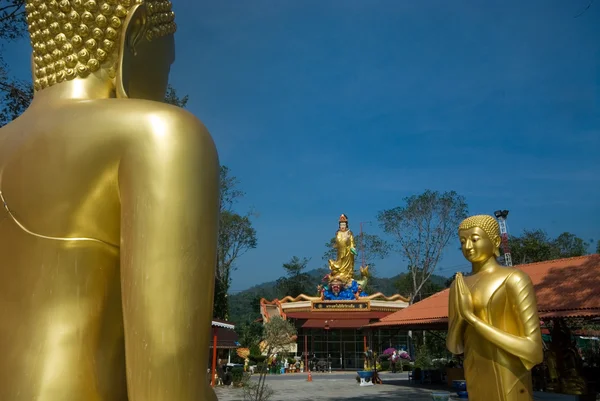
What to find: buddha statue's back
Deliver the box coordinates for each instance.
[0,1,220,400]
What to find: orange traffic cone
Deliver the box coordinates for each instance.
[307,371,312,382]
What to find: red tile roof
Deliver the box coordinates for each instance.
[370,254,600,328]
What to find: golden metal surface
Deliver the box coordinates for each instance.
[0,1,219,400]
[327,214,357,284]
[447,215,544,401]
[26,0,176,91]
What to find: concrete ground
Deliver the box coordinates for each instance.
[214,371,586,401]
[214,371,454,401]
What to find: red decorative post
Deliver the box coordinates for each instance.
[211,327,218,387]
[304,334,308,372]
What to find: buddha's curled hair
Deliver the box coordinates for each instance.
[25,0,176,91]
[459,215,501,257]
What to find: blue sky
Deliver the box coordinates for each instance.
[4,0,600,293]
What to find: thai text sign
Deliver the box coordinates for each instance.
[311,300,370,311]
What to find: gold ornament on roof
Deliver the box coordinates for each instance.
[25,0,176,91]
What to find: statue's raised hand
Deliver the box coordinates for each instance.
[456,273,476,324]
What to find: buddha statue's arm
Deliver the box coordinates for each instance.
[118,111,219,401]
[447,280,465,354]
[460,271,544,369]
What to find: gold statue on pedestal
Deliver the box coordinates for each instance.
[328,214,358,284]
[0,1,219,401]
[447,215,544,401]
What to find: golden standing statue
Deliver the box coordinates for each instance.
[447,215,544,401]
[328,214,358,284]
[0,1,219,401]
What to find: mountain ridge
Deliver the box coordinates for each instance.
[228,268,448,324]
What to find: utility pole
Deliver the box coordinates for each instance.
[494,210,512,266]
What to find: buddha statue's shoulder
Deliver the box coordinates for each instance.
[14,98,213,149]
[502,266,533,289]
[81,98,211,136]
[482,265,529,283]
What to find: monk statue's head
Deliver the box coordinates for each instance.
[458,215,502,263]
[25,0,176,100]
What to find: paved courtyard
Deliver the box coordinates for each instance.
[214,372,452,401]
[214,372,583,401]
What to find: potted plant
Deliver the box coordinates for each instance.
[357,349,376,386]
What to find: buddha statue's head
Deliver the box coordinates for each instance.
[338,214,348,231]
[458,215,501,264]
[25,0,176,100]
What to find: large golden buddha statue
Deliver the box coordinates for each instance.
[0,1,219,400]
[447,215,544,401]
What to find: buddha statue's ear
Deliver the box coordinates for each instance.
[116,3,149,99]
[493,235,502,257]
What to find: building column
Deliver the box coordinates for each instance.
[304,333,308,372]
[211,327,218,387]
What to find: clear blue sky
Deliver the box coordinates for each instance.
[4,0,600,293]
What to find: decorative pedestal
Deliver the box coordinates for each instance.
[357,371,374,386]
[452,380,468,398]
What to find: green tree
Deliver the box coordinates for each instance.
[235,321,263,348]
[378,190,468,303]
[553,232,589,258]
[163,84,189,108]
[0,0,31,127]
[0,0,25,38]
[215,166,258,320]
[424,331,449,359]
[507,229,588,265]
[394,269,444,302]
[276,256,311,298]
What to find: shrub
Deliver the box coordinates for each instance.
[231,367,244,385]
[249,343,261,356]
[249,355,267,364]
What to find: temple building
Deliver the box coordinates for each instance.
[260,214,411,370]
[260,296,409,370]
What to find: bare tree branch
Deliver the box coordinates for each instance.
[574,0,595,17]
[378,190,468,303]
